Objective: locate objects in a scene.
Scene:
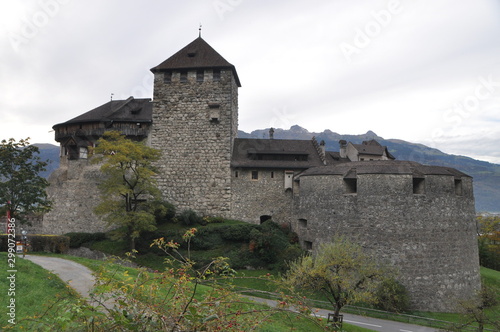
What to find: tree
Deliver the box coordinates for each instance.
[0,138,51,223]
[92,131,162,250]
[477,215,500,270]
[285,236,386,322]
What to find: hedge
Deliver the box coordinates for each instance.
[0,234,70,253]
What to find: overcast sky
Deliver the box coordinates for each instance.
[1,0,500,163]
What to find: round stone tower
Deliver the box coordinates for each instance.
[150,37,240,217]
[296,160,481,312]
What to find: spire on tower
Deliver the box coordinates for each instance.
[199,23,202,37]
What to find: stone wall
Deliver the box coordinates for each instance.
[297,172,480,312]
[231,168,297,223]
[41,158,110,234]
[151,69,237,217]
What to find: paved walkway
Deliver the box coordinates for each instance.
[23,255,438,332]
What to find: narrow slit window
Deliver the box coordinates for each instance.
[271,171,274,179]
[251,170,258,180]
[455,179,462,196]
[235,171,239,178]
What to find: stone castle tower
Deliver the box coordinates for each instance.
[150,37,240,217]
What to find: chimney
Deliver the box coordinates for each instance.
[339,140,347,158]
[269,127,274,139]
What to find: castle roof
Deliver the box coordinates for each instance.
[351,140,395,159]
[52,97,152,129]
[298,160,471,178]
[151,37,241,87]
[231,138,333,169]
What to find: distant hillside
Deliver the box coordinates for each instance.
[36,129,500,213]
[240,125,500,213]
[34,144,59,179]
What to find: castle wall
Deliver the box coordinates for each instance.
[151,69,237,217]
[42,158,111,234]
[297,173,480,312]
[231,168,296,223]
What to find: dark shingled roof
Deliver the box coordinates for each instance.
[298,160,471,178]
[351,140,395,159]
[53,97,152,129]
[231,138,330,169]
[151,37,241,87]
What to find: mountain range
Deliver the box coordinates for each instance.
[35,126,500,213]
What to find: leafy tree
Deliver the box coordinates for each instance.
[374,278,410,313]
[448,284,500,332]
[285,236,386,323]
[0,138,51,223]
[92,131,162,251]
[477,215,500,270]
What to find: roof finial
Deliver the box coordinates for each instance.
[199,23,202,37]
[110,93,114,101]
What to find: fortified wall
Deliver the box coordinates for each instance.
[41,158,109,234]
[296,161,481,311]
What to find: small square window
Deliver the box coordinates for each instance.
[299,219,307,227]
[344,178,357,194]
[304,241,313,251]
[251,171,258,180]
[413,178,425,194]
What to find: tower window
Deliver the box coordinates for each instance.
[413,177,425,194]
[196,70,204,82]
[304,241,313,251]
[235,171,239,178]
[180,71,188,83]
[251,171,258,180]
[271,171,274,178]
[164,71,172,83]
[455,179,463,196]
[299,218,307,228]
[213,69,220,82]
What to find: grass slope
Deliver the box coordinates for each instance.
[0,253,77,329]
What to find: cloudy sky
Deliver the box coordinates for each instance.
[1,0,500,163]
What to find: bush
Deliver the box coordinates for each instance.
[374,278,410,313]
[148,200,176,224]
[178,209,202,226]
[0,234,69,253]
[64,232,107,248]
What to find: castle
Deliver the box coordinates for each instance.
[42,36,480,312]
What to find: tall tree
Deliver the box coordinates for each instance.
[92,131,162,250]
[0,138,51,223]
[285,236,386,322]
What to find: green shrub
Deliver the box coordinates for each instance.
[64,232,107,248]
[374,278,410,313]
[149,200,176,224]
[178,209,202,226]
[0,234,69,253]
